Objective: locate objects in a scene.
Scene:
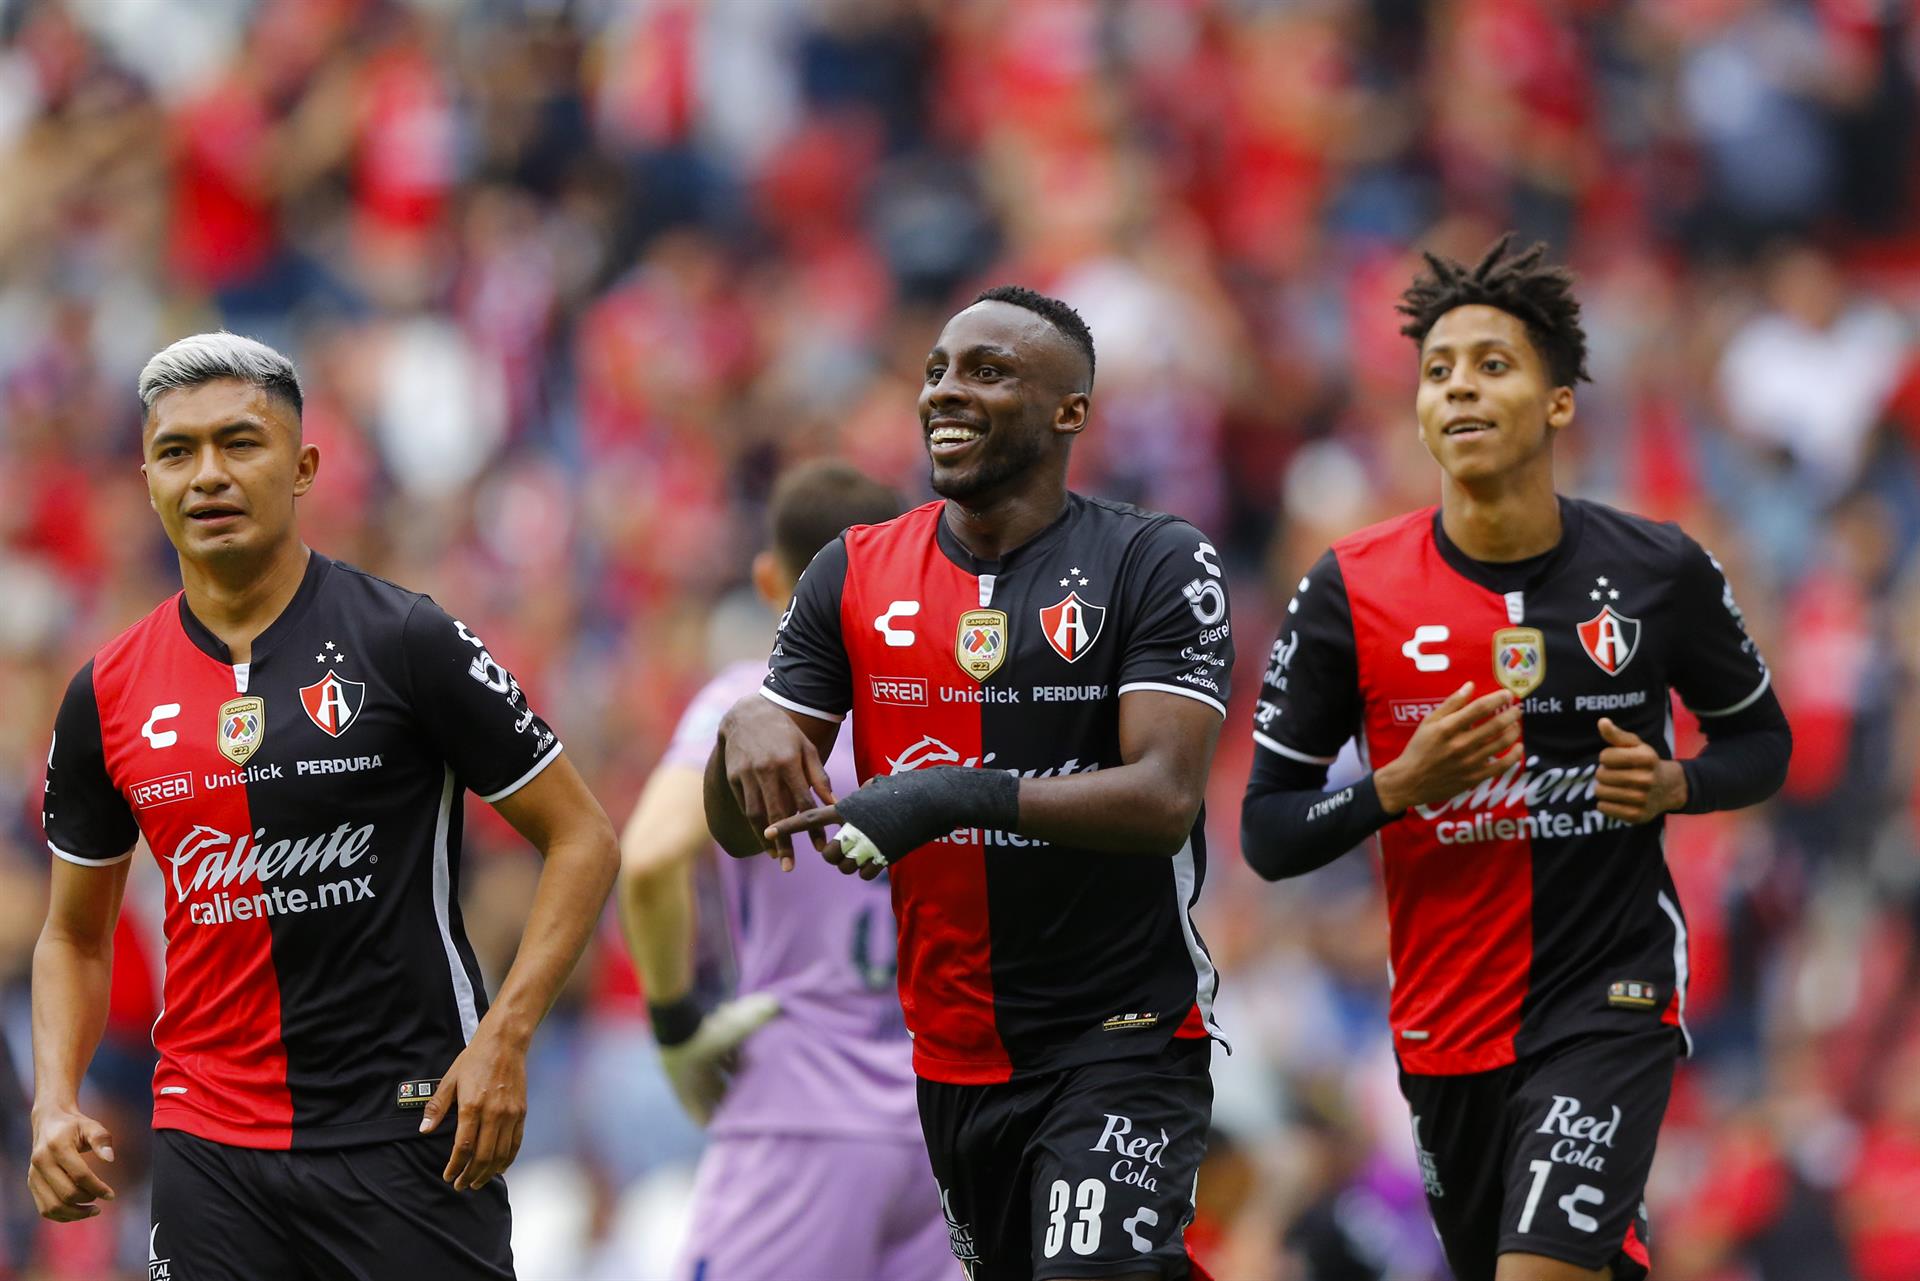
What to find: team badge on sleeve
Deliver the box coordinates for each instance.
[955,610,1008,682]
[300,672,366,737]
[1492,627,1546,697]
[1578,606,1640,675]
[216,696,266,764]
[1040,592,1106,663]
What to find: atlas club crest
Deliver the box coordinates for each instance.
[1039,591,1106,663]
[1577,605,1640,675]
[300,671,367,737]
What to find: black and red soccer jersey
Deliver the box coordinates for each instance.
[1248,499,1779,1075]
[43,552,560,1148]
[764,496,1233,1085]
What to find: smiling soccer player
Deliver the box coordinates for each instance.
[1239,238,1792,1281]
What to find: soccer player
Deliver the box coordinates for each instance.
[617,459,958,1281]
[1239,238,1793,1281]
[705,286,1235,1281]
[29,334,619,1279]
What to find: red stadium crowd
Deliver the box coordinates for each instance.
[0,1,1918,1277]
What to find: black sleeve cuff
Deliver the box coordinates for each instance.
[649,994,705,1047]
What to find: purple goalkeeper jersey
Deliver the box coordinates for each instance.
[662,661,919,1140]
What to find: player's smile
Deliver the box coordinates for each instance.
[926,413,988,461]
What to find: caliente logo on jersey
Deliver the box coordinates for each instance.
[1040,591,1106,663]
[300,671,366,737]
[216,696,265,764]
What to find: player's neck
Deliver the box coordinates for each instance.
[1437,466,1562,563]
[178,539,312,664]
[941,485,1068,563]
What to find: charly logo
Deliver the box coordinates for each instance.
[216,697,265,764]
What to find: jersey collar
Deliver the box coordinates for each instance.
[1430,496,1585,594]
[933,492,1080,575]
[176,550,333,664]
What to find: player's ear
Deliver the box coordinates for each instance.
[1546,386,1575,434]
[750,550,790,609]
[292,442,320,497]
[1053,392,1090,438]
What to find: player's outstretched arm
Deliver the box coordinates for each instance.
[705,692,839,869]
[419,754,616,1191]
[29,858,128,1222]
[618,762,779,1125]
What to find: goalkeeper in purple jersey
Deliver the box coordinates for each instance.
[617,461,957,1281]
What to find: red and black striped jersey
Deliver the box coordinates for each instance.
[764,496,1233,1085]
[43,553,561,1148]
[1250,500,1775,1075]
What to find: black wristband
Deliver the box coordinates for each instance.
[835,766,1021,865]
[648,994,704,1048]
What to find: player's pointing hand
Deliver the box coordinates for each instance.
[1594,717,1689,824]
[1374,681,1525,815]
[27,1103,115,1222]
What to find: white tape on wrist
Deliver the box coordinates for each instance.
[836,821,889,869]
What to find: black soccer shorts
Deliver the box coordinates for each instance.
[917,1036,1212,1281]
[149,1128,514,1280]
[1397,1025,1680,1281]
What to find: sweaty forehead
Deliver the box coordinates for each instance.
[1422,304,1536,357]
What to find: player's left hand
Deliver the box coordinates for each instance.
[1594,718,1688,824]
[420,1022,529,1192]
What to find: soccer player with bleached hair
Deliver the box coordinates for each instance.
[31,333,618,1278]
[1240,238,1792,1281]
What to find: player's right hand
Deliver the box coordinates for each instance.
[1374,681,1523,815]
[27,1104,115,1222]
[659,993,781,1125]
[719,696,836,870]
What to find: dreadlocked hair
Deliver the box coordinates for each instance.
[1397,234,1591,388]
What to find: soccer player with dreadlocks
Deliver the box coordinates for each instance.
[1239,237,1792,1281]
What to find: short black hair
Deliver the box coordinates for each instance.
[768,460,904,577]
[972,284,1096,389]
[1397,234,1590,388]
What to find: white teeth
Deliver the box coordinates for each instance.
[931,427,982,445]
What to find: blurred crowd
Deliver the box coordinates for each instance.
[0,0,1918,1276]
